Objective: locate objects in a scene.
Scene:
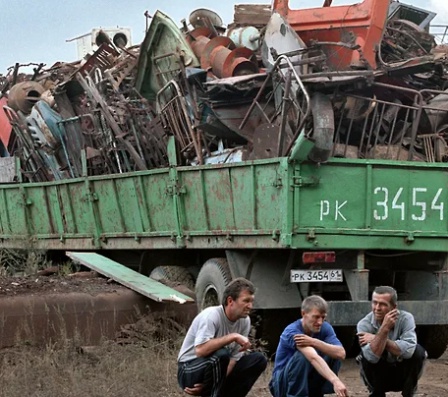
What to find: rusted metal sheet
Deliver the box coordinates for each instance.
[66,252,194,303]
[0,289,197,348]
[0,290,147,347]
[232,4,272,27]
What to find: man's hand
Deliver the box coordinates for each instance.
[233,334,251,352]
[195,333,251,357]
[332,378,350,397]
[357,332,375,346]
[382,308,399,331]
[293,334,315,349]
[184,383,203,396]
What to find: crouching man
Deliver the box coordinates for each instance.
[357,286,427,397]
[177,278,267,397]
[269,295,349,397]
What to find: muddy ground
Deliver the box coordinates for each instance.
[0,271,447,396]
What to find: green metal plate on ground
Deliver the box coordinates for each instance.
[66,252,194,304]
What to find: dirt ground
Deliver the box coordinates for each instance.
[0,269,127,296]
[0,270,447,396]
[247,350,448,397]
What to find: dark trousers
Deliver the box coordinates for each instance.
[357,344,427,397]
[178,348,267,397]
[269,350,341,397]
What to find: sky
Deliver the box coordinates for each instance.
[1,0,447,75]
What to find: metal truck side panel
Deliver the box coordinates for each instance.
[2,158,448,251]
[297,160,448,237]
[179,161,283,232]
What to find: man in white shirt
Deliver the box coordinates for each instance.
[177,277,267,397]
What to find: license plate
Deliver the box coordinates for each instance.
[290,269,343,283]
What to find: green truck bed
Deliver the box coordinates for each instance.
[1,156,447,252]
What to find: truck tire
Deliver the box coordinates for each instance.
[417,325,448,359]
[254,308,298,355]
[195,258,232,311]
[150,266,195,290]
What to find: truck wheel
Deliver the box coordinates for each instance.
[150,266,195,290]
[195,258,232,311]
[417,325,448,358]
[254,308,298,355]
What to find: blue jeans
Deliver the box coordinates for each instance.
[269,350,341,397]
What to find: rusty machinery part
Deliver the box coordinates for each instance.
[186,26,217,48]
[221,47,259,77]
[187,27,221,58]
[189,8,224,31]
[188,28,258,78]
[227,26,261,51]
[200,36,235,71]
[188,28,222,59]
[7,81,45,114]
[380,19,436,65]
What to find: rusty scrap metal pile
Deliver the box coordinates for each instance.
[1,0,448,182]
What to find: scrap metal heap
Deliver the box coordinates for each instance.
[1,0,448,182]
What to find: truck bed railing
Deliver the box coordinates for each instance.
[156,79,204,164]
[332,83,448,162]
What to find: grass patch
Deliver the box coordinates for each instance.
[0,311,273,397]
[0,249,51,276]
[0,324,186,397]
[0,342,183,397]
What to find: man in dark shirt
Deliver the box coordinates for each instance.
[269,295,349,397]
[357,286,427,397]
